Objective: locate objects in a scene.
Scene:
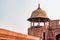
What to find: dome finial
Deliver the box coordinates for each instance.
[38,3,40,9]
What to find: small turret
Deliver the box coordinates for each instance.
[27,4,50,40]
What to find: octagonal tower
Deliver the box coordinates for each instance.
[27,4,50,40]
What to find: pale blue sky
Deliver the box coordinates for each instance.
[0,0,60,34]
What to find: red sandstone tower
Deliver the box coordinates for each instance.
[27,4,60,40]
[27,4,50,40]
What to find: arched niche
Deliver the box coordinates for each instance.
[56,34,60,40]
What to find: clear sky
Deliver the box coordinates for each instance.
[0,0,60,34]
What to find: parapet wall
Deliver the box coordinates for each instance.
[48,20,60,29]
[0,28,40,40]
[49,20,60,26]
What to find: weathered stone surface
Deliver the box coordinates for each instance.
[0,28,40,40]
[28,20,60,40]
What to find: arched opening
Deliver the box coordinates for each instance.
[56,34,60,40]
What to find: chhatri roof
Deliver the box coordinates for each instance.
[31,4,48,18]
[28,4,50,22]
